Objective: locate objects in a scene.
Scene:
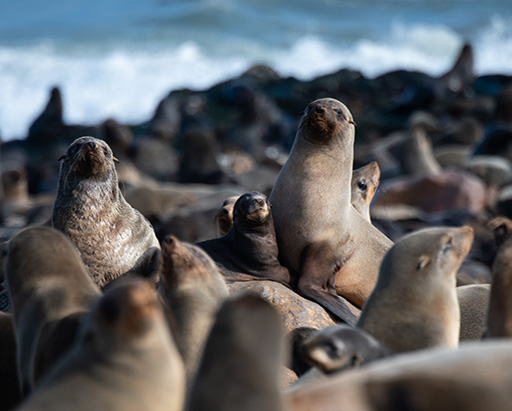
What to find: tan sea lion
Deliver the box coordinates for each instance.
[187,293,287,411]
[357,225,474,353]
[214,195,239,237]
[51,136,160,287]
[457,284,489,341]
[287,340,512,411]
[351,162,380,222]
[18,279,185,411]
[158,235,228,387]
[487,216,512,337]
[269,98,393,325]
[197,192,291,287]
[4,226,101,396]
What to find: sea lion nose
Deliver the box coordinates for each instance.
[164,235,176,245]
[87,141,97,150]
[314,104,325,114]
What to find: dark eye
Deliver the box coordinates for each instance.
[335,109,342,117]
[324,342,338,358]
[357,179,367,192]
[103,147,109,156]
[442,238,452,254]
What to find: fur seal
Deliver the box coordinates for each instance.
[487,216,512,337]
[287,340,512,411]
[351,161,380,222]
[457,284,489,341]
[214,195,239,237]
[4,226,101,396]
[187,293,287,411]
[18,279,185,411]
[198,191,291,286]
[158,235,228,387]
[357,225,474,353]
[51,136,160,287]
[269,98,393,325]
[302,324,393,375]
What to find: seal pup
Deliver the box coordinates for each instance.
[18,279,185,411]
[269,98,393,325]
[351,162,380,222]
[287,340,512,411]
[357,225,474,353]
[51,136,160,287]
[4,226,101,396]
[158,235,228,387]
[197,191,291,287]
[302,324,393,375]
[187,293,287,411]
[214,195,239,237]
[487,216,512,337]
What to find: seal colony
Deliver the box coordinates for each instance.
[1,42,511,408]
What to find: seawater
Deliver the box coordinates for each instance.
[0,0,511,140]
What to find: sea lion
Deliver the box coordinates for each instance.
[357,225,474,353]
[187,293,287,411]
[457,284,489,341]
[487,216,512,337]
[18,279,185,411]
[287,340,512,411]
[51,136,160,287]
[0,312,21,410]
[302,324,393,375]
[269,98,393,325]
[158,235,228,387]
[351,162,380,222]
[4,226,101,396]
[197,191,291,286]
[214,195,239,237]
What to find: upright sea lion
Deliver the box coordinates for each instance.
[18,279,185,411]
[287,340,512,411]
[487,216,512,337]
[187,293,287,411]
[158,235,228,387]
[269,98,393,325]
[4,226,101,396]
[357,226,474,353]
[214,195,239,237]
[51,136,160,287]
[198,192,291,286]
[351,162,380,222]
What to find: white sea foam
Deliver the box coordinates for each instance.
[0,19,511,141]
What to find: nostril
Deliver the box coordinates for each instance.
[163,235,175,245]
[87,141,96,149]
[314,105,325,113]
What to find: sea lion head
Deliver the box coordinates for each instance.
[214,196,239,237]
[84,279,162,352]
[233,191,271,226]
[299,98,356,145]
[58,136,118,182]
[160,235,220,290]
[381,226,474,285]
[352,161,380,205]
[302,324,391,374]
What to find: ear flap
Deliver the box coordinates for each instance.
[417,255,430,270]
[113,156,120,163]
[57,154,66,161]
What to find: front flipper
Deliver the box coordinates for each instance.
[297,242,360,327]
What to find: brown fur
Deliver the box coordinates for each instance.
[214,196,239,237]
[269,98,393,325]
[51,136,160,287]
[357,226,473,353]
[351,162,380,222]
[457,284,489,341]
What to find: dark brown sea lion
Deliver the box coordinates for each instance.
[158,235,228,387]
[18,279,185,411]
[357,226,474,353]
[187,293,287,411]
[197,191,291,287]
[487,216,512,337]
[269,98,393,325]
[4,226,101,396]
[51,136,160,287]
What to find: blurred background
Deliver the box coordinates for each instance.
[1,0,511,141]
